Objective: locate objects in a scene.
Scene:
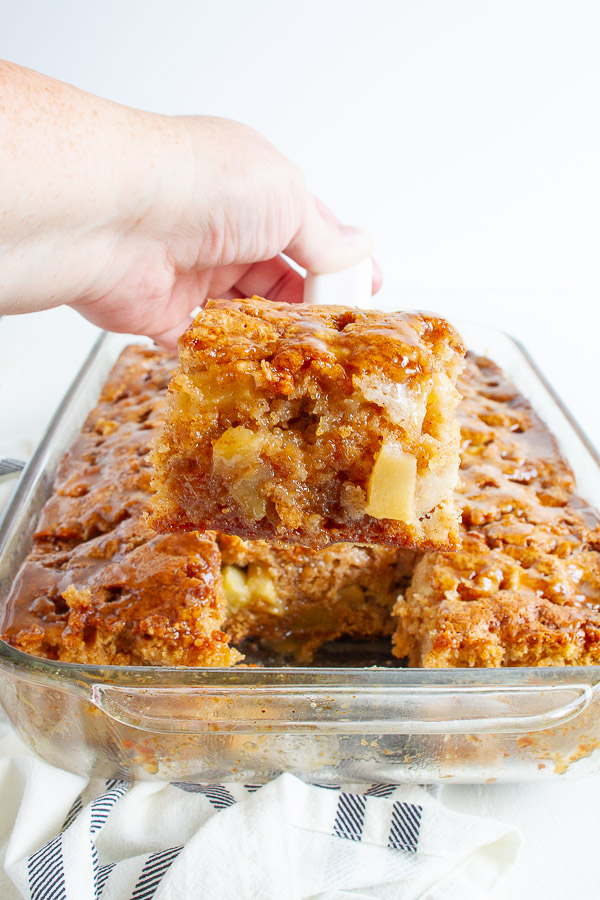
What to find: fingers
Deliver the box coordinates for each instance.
[285,195,373,276]
[231,255,305,303]
[148,316,194,349]
[148,207,380,350]
[150,252,381,349]
[150,257,305,347]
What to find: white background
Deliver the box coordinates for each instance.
[1,2,600,897]
[2,0,598,447]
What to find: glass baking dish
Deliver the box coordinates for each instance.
[0,323,599,784]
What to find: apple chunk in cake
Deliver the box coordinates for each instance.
[151,297,466,550]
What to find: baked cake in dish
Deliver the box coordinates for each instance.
[1,345,413,665]
[151,298,466,551]
[7,519,238,667]
[1,347,241,667]
[392,355,600,667]
[3,338,600,669]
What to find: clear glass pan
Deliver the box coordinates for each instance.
[0,324,599,784]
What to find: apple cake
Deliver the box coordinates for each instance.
[1,345,414,664]
[1,346,241,667]
[3,337,600,670]
[392,355,600,667]
[150,298,466,550]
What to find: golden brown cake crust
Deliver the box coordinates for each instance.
[151,298,466,551]
[6,521,236,667]
[392,354,600,667]
[2,343,413,665]
[34,345,176,548]
[178,297,466,387]
[2,346,241,668]
[6,341,600,671]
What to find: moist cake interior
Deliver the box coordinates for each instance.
[151,298,466,551]
[3,341,600,668]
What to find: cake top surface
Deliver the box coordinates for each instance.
[395,352,600,666]
[178,297,465,383]
[6,342,600,669]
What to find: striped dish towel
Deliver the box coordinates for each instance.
[0,724,519,900]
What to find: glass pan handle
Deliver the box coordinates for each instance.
[90,682,593,735]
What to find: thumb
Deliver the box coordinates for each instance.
[285,195,373,275]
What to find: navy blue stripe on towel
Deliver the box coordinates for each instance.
[97,861,116,896]
[172,783,236,809]
[388,801,423,852]
[364,783,397,799]
[130,846,183,900]
[90,782,129,835]
[333,792,367,842]
[28,834,66,900]
[61,795,83,832]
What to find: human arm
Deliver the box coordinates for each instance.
[0,60,378,345]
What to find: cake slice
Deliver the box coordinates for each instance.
[2,345,240,668]
[4,517,241,667]
[392,354,600,667]
[34,344,175,548]
[151,298,466,550]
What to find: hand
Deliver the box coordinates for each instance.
[73,117,381,345]
[0,63,380,346]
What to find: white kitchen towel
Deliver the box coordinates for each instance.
[0,721,520,900]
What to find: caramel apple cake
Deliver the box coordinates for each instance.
[3,333,600,669]
[1,345,414,664]
[1,346,241,667]
[150,298,466,551]
[392,355,600,667]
